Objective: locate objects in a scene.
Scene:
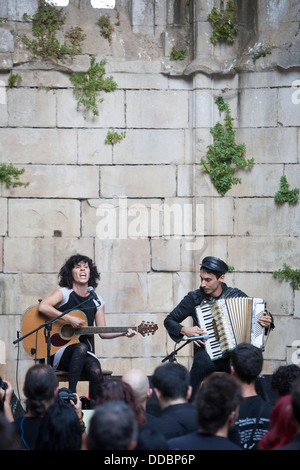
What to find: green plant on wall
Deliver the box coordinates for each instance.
[207,0,238,44]
[105,130,126,145]
[7,73,22,88]
[98,13,114,43]
[0,163,29,188]
[200,97,253,196]
[274,175,299,204]
[70,55,117,118]
[170,46,186,61]
[273,264,300,290]
[18,0,86,61]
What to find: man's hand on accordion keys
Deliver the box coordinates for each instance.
[180,325,208,347]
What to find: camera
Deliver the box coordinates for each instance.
[0,377,7,391]
[57,387,76,404]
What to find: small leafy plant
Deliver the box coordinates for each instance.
[252,45,274,63]
[105,130,126,145]
[98,14,114,43]
[274,175,299,204]
[7,73,22,88]
[70,55,117,118]
[170,46,186,61]
[273,264,300,290]
[207,0,238,44]
[200,97,253,196]
[0,163,29,188]
[18,0,86,61]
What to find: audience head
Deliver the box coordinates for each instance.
[34,399,83,450]
[195,372,242,435]
[96,377,145,427]
[23,364,58,417]
[86,400,138,450]
[271,364,300,398]
[230,343,263,384]
[291,377,300,430]
[122,368,152,406]
[152,362,191,402]
[258,394,298,450]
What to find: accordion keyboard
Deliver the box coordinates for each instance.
[195,304,223,361]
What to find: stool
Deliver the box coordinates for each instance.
[55,369,113,396]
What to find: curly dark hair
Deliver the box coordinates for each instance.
[58,254,100,289]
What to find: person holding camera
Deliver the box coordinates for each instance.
[1,364,85,450]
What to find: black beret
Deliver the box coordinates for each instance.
[200,256,228,274]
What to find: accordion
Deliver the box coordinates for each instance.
[195,297,266,361]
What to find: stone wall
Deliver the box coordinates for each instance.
[0,0,299,396]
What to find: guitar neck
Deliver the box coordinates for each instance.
[78,325,136,335]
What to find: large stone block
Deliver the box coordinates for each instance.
[239,88,278,128]
[95,238,150,272]
[229,164,282,197]
[278,87,300,127]
[82,197,164,239]
[234,198,300,237]
[3,237,94,273]
[228,236,299,272]
[0,128,77,164]
[56,89,125,128]
[113,129,185,165]
[147,272,173,312]
[236,128,298,164]
[7,88,56,127]
[100,165,176,198]
[8,199,81,237]
[2,165,99,198]
[151,238,181,272]
[96,272,147,313]
[126,90,189,128]
[78,129,112,165]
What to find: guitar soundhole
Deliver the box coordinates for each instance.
[60,324,75,339]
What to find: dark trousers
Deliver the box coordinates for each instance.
[190,346,231,400]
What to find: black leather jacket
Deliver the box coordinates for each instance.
[164,283,248,343]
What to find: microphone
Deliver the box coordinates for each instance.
[87,286,98,301]
[181,334,210,342]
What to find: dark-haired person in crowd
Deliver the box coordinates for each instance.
[276,377,300,450]
[11,364,58,450]
[39,254,136,398]
[83,400,138,450]
[168,373,243,450]
[229,343,273,449]
[164,256,274,396]
[147,362,198,440]
[271,364,300,399]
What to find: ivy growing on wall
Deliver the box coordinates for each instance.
[18,0,86,61]
[70,55,117,118]
[273,264,300,290]
[207,0,238,44]
[274,175,299,204]
[0,163,29,188]
[200,97,253,196]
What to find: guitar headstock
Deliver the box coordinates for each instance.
[137,321,158,336]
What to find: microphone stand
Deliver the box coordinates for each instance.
[13,295,94,365]
[161,338,194,363]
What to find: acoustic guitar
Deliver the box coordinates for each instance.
[21,305,158,360]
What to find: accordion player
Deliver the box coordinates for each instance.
[195,297,268,362]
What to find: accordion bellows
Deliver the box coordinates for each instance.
[195,297,266,361]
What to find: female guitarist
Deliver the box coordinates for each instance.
[39,254,137,399]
